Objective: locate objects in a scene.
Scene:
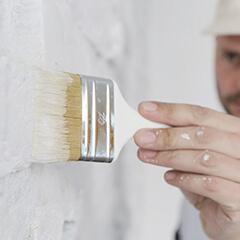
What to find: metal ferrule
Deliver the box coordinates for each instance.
[79,75,114,162]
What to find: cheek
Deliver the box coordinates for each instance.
[217,77,229,98]
[216,72,227,99]
[216,63,236,97]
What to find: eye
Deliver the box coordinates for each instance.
[223,51,240,64]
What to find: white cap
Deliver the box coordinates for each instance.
[204,0,240,35]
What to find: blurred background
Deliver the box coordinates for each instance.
[0,0,220,239]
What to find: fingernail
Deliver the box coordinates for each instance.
[140,131,156,144]
[165,172,176,180]
[141,102,158,112]
[140,149,157,159]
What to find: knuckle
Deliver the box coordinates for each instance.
[161,151,178,167]
[164,103,174,115]
[191,105,209,122]
[195,127,212,146]
[159,128,174,149]
[202,176,219,192]
[198,150,216,169]
[226,212,240,223]
[222,205,240,221]
[228,134,240,159]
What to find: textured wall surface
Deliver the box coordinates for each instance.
[0,0,218,239]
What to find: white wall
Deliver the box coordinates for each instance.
[0,0,219,239]
[146,0,220,109]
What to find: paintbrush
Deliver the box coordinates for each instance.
[32,70,167,163]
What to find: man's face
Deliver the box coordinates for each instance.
[216,36,240,117]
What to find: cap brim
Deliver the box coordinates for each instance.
[203,24,240,36]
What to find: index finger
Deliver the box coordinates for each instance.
[139,102,240,134]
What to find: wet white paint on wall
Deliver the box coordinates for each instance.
[0,0,218,239]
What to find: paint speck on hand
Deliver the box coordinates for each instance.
[207,177,212,183]
[145,158,158,164]
[197,127,205,136]
[193,150,210,164]
[179,175,185,183]
[203,153,210,162]
[155,130,162,136]
[180,133,190,141]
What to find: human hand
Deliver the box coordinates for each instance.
[134,101,240,240]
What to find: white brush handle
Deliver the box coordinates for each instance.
[113,81,168,161]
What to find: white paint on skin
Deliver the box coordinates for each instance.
[207,177,212,183]
[193,150,210,164]
[180,132,196,147]
[145,158,158,164]
[179,175,190,184]
[203,177,213,190]
[193,177,201,182]
[155,129,162,136]
[180,133,191,141]
[203,177,212,188]
[197,127,205,136]
[203,153,210,162]
[179,175,185,183]
[193,154,200,163]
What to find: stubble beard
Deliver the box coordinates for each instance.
[216,80,240,117]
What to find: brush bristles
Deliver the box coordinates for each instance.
[31,70,82,162]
